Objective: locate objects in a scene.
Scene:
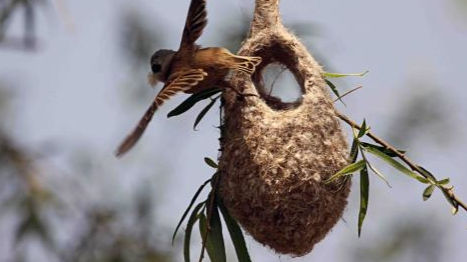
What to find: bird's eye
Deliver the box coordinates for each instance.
[151,64,161,73]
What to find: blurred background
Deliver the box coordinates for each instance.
[1,0,466,261]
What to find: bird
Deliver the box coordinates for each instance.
[115,0,262,157]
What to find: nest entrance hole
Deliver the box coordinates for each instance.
[258,63,303,107]
[250,41,305,110]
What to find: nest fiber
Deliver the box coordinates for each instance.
[218,22,351,256]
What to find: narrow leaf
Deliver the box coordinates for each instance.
[193,96,219,130]
[365,160,391,188]
[204,157,218,169]
[173,179,211,245]
[358,166,369,237]
[325,79,346,106]
[349,138,359,163]
[362,146,430,184]
[360,142,406,157]
[357,120,368,138]
[437,178,450,185]
[184,202,204,262]
[325,160,366,183]
[168,87,222,118]
[423,185,436,201]
[416,165,437,181]
[199,204,226,262]
[219,201,251,262]
[324,70,369,78]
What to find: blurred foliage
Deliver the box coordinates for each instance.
[387,82,457,147]
[0,5,174,260]
[118,9,164,102]
[119,9,163,67]
[0,133,58,258]
[454,0,467,13]
[0,84,14,121]
[0,0,49,50]
[58,199,172,262]
[0,121,173,262]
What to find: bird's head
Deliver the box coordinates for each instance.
[148,49,176,87]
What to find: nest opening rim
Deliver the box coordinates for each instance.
[248,39,308,111]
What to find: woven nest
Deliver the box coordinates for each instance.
[218,15,351,256]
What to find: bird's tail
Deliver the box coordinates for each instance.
[229,55,262,74]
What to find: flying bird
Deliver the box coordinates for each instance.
[116,0,262,157]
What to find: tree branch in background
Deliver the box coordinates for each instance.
[335,112,467,213]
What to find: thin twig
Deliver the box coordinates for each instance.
[268,65,287,97]
[335,111,467,213]
[333,85,363,103]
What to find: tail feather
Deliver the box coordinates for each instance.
[230,55,262,74]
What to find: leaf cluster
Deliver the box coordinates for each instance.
[173,158,251,262]
[168,87,222,130]
[326,120,452,236]
[324,72,462,236]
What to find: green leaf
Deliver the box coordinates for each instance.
[324,70,369,78]
[416,165,437,181]
[219,201,251,262]
[362,146,430,184]
[349,138,359,163]
[199,204,226,262]
[204,157,218,169]
[423,184,436,201]
[15,205,51,246]
[325,160,366,183]
[173,179,211,245]
[357,120,369,138]
[168,87,222,118]
[437,178,450,185]
[193,96,219,130]
[365,160,391,188]
[358,166,369,237]
[184,202,204,262]
[325,79,346,106]
[360,142,406,158]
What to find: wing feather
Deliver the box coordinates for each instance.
[115,69,207,157]
[179,0,207,52]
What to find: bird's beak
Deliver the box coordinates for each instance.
[147,72,159,88]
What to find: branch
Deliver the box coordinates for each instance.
[335,111,467,213]
[333,85,363,103]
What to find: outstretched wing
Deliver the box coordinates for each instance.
[115,69,207,157]
[179,0,207,53]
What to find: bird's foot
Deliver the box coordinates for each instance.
[230,86,258,101]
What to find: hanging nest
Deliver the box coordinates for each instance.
[218,0,351,256]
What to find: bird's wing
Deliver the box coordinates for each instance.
[178,0,207,54]
[115,69,207,157]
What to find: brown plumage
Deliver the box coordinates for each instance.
[116,0,262,157]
